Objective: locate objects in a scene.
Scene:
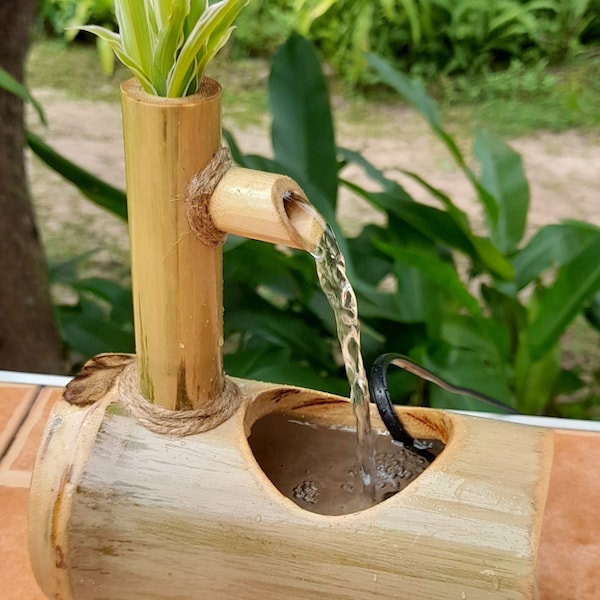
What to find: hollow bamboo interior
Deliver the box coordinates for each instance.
[121,79,223,410]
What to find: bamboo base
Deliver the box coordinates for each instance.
[29,354,552,599]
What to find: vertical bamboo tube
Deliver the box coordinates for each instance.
[121,78,222,410]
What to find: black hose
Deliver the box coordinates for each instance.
[369,353,520,459]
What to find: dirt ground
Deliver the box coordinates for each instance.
[27,87,600,271]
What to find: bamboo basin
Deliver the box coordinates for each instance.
[29,358,553,600]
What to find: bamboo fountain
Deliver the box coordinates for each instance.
[28,5,553,599]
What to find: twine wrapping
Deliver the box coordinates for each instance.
[116,361,243,437]
[184,146,232,246]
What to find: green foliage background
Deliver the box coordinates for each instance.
[37,0,600,84]
[7,31,600,417]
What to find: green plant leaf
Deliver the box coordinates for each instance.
[48,251,98,286]
[527,231,600,360]
[481,284,527,356]
[56,309,135,357]
[512,221,600,290]
[423,341,512,411]
[225,346,347,395]
[366,54,504,231]
[514,333,560,414]
[225,308,332,370]
[399,169,514,279]
[168,0,248,96]
[72,278,133,325]
[270,33,338,206]
[374,240,482,316]
[0,67,46,125]
[77,25,155,92]
[474,130,529,253]
[584,291,600,332]
[26,131,128,221]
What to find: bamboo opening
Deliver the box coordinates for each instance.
[209,167,324,252]
[244,389,446,516]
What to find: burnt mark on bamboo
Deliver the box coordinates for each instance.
[403,410,451,443]
[271,389,303,404]
[291,398,348,410]
[64,353,134,407]
[176,363,193,411]
[55,545,66,570]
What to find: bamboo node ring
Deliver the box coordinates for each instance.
[185,146,232,246]
[116,361,242,436]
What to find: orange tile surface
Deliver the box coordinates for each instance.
[1,385,599,599]
[0,384,38,458]
[0,385,60,600]
[536,430,600,599]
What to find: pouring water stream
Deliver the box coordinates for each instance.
[284,192,377,498]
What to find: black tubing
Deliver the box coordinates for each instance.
[369,353,520,458]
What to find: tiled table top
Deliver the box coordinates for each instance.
[1,381,598,599]
[0,384,61,600]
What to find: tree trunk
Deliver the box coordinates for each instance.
[0,0,64,373]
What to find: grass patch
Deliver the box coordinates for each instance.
[27,38,126,102]
[27,38,600,138]
[437,55,600,137]
[27,38,270,127]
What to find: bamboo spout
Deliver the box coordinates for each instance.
[209,167,325,252]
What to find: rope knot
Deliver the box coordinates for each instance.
[184,146,232,246]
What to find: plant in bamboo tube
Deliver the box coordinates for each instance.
[76,0,252,412]
[79,0,249,97]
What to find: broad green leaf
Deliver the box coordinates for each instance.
[72,278,133,325]
[0,67,46,125]
[27,131,128,221]
[225,308,332,369]
[481,284,526,356]
[423,342,512,411]
[438,313,511,363]
[366,54,501,230]
[514,333,560,414]
[270,33,338,206]
[585,291,600,332]
[48,251,98,286]
[512,221,600,290]
[527,232,600,360]
[474,130,529,253]
[367,54,441,129]
[399,170,513,279]
[374,240,482,316]
[225,347,347,395]
[57,310,135,357]
[393,264,444,323]
[344,180,513,279]
[338,147,411,196]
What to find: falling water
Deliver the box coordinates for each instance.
[283,191,376,498]
[311,225,377,497]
